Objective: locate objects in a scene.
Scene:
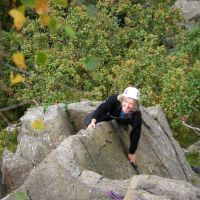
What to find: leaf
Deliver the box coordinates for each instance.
[86,4,98,17]
[9,9,26,30]
[20,0,36,7]
[11,52,27,69]
[35,0,49,15]
[32,119,45,130]
[53,0,68,7]
[40,15,51,27]
[10,72,25,85]
[17,5,25,14]
[36,52,48,66]
[94,72,104,81]
[16,192,26,200]
[49,18,57,30]
[64,24,76,38]
[84,56,99,71]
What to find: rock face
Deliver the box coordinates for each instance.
[124,175,200,200]
[138,105,195,181]
[68,100,100,131]
[1,150,33,193]
[175,0,200,22]
[2,135,200,200]
[68,101,199,184]
[73,123,135,179]
[1,101,200,199]
[1,104,74,192]
[2,137,130,200]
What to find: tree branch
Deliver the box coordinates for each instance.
[182,121,200,136]
[4,64,30,75]
[0,100,34,112]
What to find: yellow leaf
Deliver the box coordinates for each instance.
[9,9,26,30]
[11,52,27,69]
[32,119,45,130]
[40,15,51,27]
[17,5,25,14]
[10,72,25,85]
[35,0,49,15]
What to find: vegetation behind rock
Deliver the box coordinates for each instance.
[0,0,199,146]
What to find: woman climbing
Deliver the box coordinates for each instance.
[84,87,142,164]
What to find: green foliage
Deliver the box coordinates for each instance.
[20,0,36,8]
[16,191,26,200]
[1,0,199,144]
[0,129,18,160]
[179,22,200,63]
[36,51,48,66]
[0,31,14,107]
[175,131,199,149]
[186,150,200,167]
[161,61,200,129]
[84,56,99,71]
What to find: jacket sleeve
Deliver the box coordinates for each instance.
[92,94,117,122]
[129,111,142,154]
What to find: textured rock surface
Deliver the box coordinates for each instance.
[1,104,74,193]
[1,102,200,199]
[68,100,100,131]
[68,101,198,183]
[1,150,33,192]
[73,123,135,179]
[2,138,130,200]
[175,0,200,22]
[124,175,200,200]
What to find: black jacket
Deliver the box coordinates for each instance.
[91,94,142,154]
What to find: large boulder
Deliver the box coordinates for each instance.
[1,104,74,193]
[68,101,199,184]
[1,150,33,193]
[73,123,135,179]
[124,175,200,200]
[2,129,200,200]
[1,101,200,199]
[144,105,196,181]
[2,135,130,200]
[175,0,200,22]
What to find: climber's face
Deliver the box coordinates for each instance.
[121,97,135,114]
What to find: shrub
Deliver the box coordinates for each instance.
[0,129,18,160]
[1,0,199,144]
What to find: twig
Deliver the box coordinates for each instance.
[0,100,34,112]
[182,121,200,136]
[4,64,30,75]
[0,112,11,124]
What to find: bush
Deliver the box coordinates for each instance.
[0,129,18,160]
[1,0,199,144]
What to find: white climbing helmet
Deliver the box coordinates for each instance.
[123,87,140,100]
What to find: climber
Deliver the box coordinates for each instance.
[84,87,142,164]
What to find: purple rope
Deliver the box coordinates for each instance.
[107,190,123,200]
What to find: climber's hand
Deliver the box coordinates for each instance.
[128,153,136,164]
[87,119,96,129]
